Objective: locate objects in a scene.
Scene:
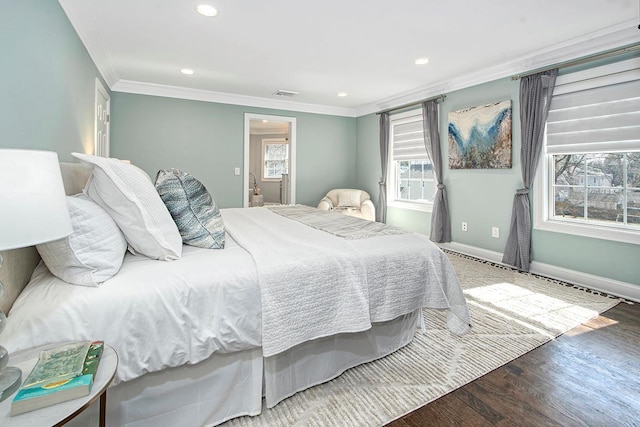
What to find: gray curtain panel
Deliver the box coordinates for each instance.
[377,112,390,223]
[422,100,451,242]
[503,69,558,271]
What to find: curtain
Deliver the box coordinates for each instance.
[503,69,558,271]
[377,112,390,223]
[421,100,451,242]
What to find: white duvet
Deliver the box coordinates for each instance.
[223,207,471,357]
[2,237,261,385]
[2,207,470,387]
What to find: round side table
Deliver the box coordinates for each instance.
[0,342,117,427]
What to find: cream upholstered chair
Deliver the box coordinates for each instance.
[317,189,375,221]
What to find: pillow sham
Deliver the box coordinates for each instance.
[337,190,362,208]
[71,153,182,261]
[36,194,127,286]
[155,169,225,249]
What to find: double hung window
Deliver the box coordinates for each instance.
[387,109,435,211]
[535,58,640,244]
[262,138,289,181]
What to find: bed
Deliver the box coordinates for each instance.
[0,157,470,426]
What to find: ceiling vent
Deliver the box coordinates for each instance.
[273,90,299,97]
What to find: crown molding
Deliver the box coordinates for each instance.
[58,0,119,87]
[355,20,640,117]
[61,1,637,119]
[111,80,358,117]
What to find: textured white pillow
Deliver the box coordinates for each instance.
[72,153,182,261]
[36,194,127,286]
[337,190,363,208]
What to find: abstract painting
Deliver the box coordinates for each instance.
[448,100,512,169]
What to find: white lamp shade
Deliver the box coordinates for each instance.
[0,149,73,250]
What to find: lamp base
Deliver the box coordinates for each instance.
[0,366,22,402]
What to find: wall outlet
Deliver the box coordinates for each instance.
[461,222,468,232]
[492,227,500,238]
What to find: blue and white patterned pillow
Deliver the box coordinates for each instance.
[155,169,225,249]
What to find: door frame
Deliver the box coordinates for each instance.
[243,113,296,207]
[94,78,110,157]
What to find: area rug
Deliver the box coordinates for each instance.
[223,251,620,427]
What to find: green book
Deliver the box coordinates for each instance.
[10,341,104,416]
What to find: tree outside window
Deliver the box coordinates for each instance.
[552,152,640,226]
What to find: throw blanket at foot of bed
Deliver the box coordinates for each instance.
[222,207,471,358]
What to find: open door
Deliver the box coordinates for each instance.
[244,114,296,207]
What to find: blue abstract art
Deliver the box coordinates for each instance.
[448,100,512,169]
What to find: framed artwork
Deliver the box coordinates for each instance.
[448,100,512,169]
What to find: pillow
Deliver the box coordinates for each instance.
[155,169,225,249]
[71,153,182,261]
[337,190,363,208]
[36,194,127,286]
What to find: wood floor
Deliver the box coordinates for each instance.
[389,301,640,427]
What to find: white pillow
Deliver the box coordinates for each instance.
[337,190,363,208]
[72,153,182,261]
[36,194,127,286]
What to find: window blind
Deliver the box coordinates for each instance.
[546,60,640,155]
[391,115,428,160]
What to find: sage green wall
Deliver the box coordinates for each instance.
[110,92,356,208]
[356,78,640,286]
[0,1,107,158]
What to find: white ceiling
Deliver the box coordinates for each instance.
[59,0,639,116]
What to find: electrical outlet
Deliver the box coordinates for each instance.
[461,222,468,232]
[492,227,500,238]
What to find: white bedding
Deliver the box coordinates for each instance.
[223,207,471,358]
[2,236,261,385]
[3,205,470,396]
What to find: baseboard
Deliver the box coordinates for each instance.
[438,242,639,303]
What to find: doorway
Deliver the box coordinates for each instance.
[243,113,296,207]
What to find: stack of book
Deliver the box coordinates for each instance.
[10,340,104,416]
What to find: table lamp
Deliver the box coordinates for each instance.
[0,149,73,401]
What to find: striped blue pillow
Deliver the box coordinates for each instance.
[155,169,225,249]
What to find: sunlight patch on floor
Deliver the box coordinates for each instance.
[464,282,600,335]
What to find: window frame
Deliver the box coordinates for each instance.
[534,152,640,245]
[533,58,640,245]
[386,109,435,212]
[261,137,289,181]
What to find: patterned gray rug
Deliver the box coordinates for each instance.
[223,251,620,426]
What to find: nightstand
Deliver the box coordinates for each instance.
[0,342,117,427]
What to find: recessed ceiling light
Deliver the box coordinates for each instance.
[262,120,268,123]
[196,4,218,17]
[337,92,348,97]
[180,68,194,75]
[415,57,430,65]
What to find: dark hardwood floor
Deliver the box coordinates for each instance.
[389,301,640,427]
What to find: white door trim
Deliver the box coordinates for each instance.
[244,113,296,208]
[94,78,110,157]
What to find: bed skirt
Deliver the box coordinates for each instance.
[67,310,420,426]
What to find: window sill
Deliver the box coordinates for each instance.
[388,200,433,213]
[534,217,640,245]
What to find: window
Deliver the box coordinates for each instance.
[387,109,435,211]
[262,138,289,180]
[535,57,640,244]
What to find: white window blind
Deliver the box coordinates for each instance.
[546,60,640,155]
[392,114,428,160]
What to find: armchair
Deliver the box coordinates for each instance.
[317,189,375,221]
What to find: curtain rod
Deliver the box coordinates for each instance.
[375,94,446,115]
[511,42,640,80]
